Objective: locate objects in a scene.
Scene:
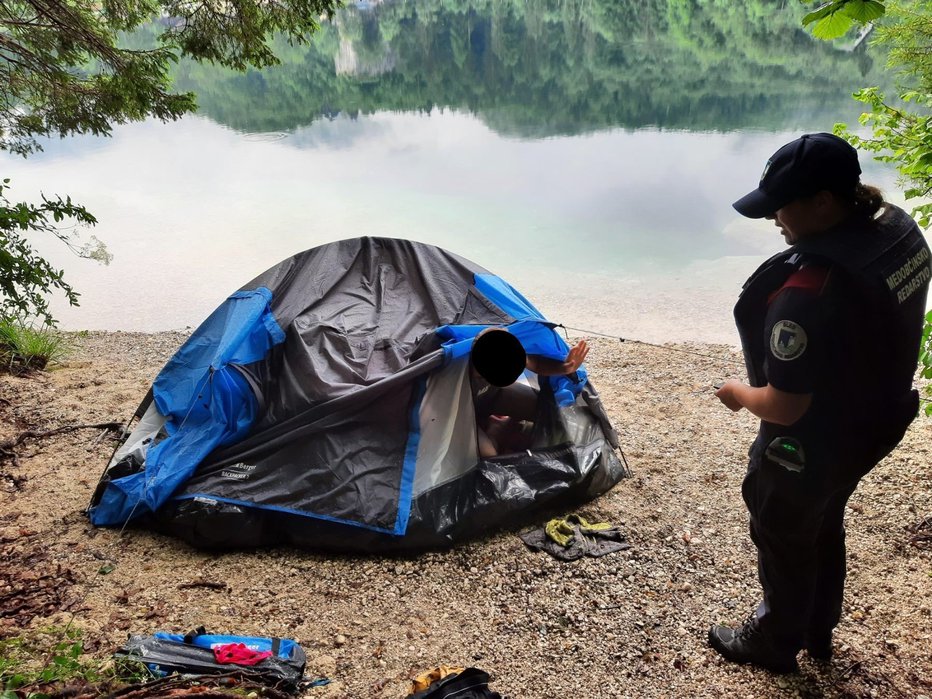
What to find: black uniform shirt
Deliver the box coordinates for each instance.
[762,265,831,396]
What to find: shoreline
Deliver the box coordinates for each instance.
[1,332,930,698]
[43,258,760,347]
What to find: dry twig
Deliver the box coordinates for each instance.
[0,422,123,478]
[177,580,229,591]
[0,421,123,453]
[909,514,932,546]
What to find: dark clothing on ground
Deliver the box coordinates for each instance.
[733,204,930,652]
[409,668,502,699]
[519,514,630,560]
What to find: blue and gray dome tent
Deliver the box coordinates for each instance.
[89,238,627,551]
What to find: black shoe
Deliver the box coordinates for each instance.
[708,614,799,674]
[805,633,833,661]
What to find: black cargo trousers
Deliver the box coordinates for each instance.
[740,394,917,651]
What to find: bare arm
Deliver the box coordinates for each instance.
[526,340,589,377]
[715,380,812,426]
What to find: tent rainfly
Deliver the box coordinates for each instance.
[89,237,627,552]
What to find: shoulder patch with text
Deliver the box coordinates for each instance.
[769,320,808,361]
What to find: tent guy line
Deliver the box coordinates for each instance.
[557,324,932,406]
[557,325,743,366]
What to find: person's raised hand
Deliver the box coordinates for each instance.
[563,339,590,374]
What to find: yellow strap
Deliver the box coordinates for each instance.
[544,514,613,547]
[411,665,466,693]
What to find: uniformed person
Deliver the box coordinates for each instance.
[710,133,931,673]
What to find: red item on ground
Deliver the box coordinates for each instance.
[212,642,273,666]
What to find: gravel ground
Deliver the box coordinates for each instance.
[1,332,930,699]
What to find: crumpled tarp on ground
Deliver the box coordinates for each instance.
[114,630,306,691]
[520,513,630,560]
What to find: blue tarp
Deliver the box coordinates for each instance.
[89,289,285,526]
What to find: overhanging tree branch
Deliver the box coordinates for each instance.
[0,0,340,324]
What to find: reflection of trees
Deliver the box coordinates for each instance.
[333,9,396,77]
[172,0,888,136]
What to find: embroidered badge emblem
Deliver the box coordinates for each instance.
[760,159,773,183]
[770,320,807,361]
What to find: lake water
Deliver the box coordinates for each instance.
[2,0,913,345]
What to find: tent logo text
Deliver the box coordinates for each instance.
[221,463,256,480]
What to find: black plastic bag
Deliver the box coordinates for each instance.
[409,667,503,699]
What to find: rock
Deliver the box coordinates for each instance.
[334,634,346,647]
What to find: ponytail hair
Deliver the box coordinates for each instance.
[848,182,885,218]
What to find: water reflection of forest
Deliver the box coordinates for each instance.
[172,0,885,136]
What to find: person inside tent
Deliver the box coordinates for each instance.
[469,328,589,457]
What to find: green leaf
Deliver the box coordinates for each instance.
[840,0,885,22]
[812,12,856,39]
[4,674,26,689]
[803,4,837,26]
[97,563,115,574]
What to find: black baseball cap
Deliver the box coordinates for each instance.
[733,133,861,218]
